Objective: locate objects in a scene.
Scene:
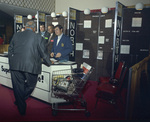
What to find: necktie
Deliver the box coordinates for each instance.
[56,37,60,46]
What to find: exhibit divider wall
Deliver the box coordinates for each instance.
[97,8,115,79]
[75,11,100,81]
[120,7,150,68]
[74,7,118,81]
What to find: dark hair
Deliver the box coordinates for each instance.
[48,24,54,28]
[40,24,45,27]
[54,24,63,30]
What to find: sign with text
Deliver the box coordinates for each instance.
[15,15,23,32]
[112,2,125,76]
[39,13,45,22]
[68,8,77,61]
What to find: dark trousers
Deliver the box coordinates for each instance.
[10,70,38,115]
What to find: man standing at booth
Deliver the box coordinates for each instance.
[47,24,56,54]
[50,24,72,62]
[39,24,50,45]
[8,21,52,115]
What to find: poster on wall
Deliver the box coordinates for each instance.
[76,43,83,51]
[97,50,103,60]
[83,50,90,58]
[132,17,142,27]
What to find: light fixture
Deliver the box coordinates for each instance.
[135,3,144,10]
[51,12,56,18]
[27,14,32,19]
[35,14,38,19]
[62,11,68,17]
[84,8,90,15]
[101,7,108,14]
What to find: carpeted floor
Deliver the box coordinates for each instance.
[0,80,126,121]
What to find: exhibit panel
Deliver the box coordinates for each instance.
[0,56,77,104]
[75,8,116,81]
[97,9,115,78]
[75,12,100,81]
[120,8,150,67]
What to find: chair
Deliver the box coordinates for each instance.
[95,66,128,108]
[99,61,125,84]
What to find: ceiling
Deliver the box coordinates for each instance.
[0,2,37,17]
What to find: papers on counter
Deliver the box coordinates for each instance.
[50,58,76,65]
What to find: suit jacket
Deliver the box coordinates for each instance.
[40,31,50,44]
[52,34,72,61]
[47,32,56,54]
[8,29,51,75]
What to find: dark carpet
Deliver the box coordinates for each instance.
[0,80,126,121]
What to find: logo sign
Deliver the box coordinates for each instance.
[70,9,76,20]
[16,15,22,23]
[112,2,124,76]
[114,17,121,63]
[69,8,77,61]
[15,15,23,32]
[0,63,11,79]
[39,13,45,22]
[16,23,23,32]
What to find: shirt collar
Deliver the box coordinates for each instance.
[26,28,33,31]
[58,33,63,39]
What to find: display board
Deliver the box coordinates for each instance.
[120,8,150,67]
[97,9,115,78]
[75,12,100,81]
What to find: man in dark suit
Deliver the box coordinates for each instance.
[8,21,52,115]
[39,24,50,47]
[50,24,72,62]
[47,24,56,54]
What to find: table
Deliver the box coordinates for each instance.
[0,56,77,103]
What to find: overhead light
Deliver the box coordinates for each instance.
[101,7,108,14]
[135,3,144,10]
[27,14,32,19]
[84,8,90,15]
[35,14,38,19]
[62,11,68,17]
[56,13,61,16]
[51,12,56,18]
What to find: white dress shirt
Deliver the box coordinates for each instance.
[56,33,63,46]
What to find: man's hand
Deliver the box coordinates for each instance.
[51,60,54,64]
[50,52,54,57]
[55,53,61,58]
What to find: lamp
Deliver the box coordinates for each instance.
[101,7,108,14]
[62,11,68,17]
[35,14,38,19]
[51,12,56,18]
[135,3,144,10]
[27,14,32,19]
[84,8,90,15]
